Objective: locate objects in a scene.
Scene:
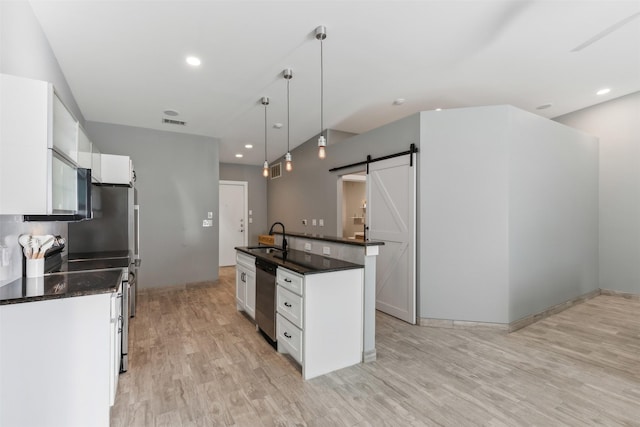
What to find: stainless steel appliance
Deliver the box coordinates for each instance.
[255,257,277,343]
[68,185,141,317]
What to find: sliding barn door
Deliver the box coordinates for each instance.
[368,155,417,324]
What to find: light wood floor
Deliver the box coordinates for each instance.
[111,267,640,426]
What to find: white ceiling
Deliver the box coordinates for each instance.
[30,0,640,165]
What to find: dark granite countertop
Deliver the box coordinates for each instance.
[0,251,130,305]
[0,268,124,305]
[236,246,363,275]
[273,231,384,247]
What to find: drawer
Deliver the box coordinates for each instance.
[277,313,302,364]
[277,286,303,329]
[236,252,256,271]
[277,267,303,296]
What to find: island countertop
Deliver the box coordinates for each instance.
[235,246,363,275]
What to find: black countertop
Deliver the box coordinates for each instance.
[272,231,385,247]
[236,246,363,275]
[0,252,130,305]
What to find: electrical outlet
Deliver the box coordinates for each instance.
[323,246,331,255]
[207,212,213,219]
[319,219,324,227]
[249,210,252,215]
[304,243,312,251]
[302,219,307,226]
[312,219,317,226]
[202,219,213,227]
[249,218,253,223]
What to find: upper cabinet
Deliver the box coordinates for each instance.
[78,126,102,183]
[101,154,134,186]
[0,74,82,215]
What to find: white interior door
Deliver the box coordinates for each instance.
[219,181,248,266]
[368,155,416,324]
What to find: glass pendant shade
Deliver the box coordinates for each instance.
[318,135,326,159]
[262,160,269,178]
[285,152,292,172]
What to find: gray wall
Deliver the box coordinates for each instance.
[555,92,640,295]
[507,107,599,321]
[0,2,77,284]
[219,163,267,245]
[268,122,419,236]
[420,107,510,323]
[86,122,220,289]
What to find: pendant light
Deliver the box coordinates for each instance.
[283,68,293,172]
[261,96,270,178]
[315,25,327,159]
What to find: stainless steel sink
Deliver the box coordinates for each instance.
[245,246,282,254]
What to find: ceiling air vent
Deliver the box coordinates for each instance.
[270,163,282,179]
[162,118,186,126]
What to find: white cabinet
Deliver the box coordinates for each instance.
[77,127,92,170]
[109,282,123,406]
[0,74,81,215]
[101,154,133,186]
[235,252,256,319]
[276,266,364,380]
[0,293,117,426]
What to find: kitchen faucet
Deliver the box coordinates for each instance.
[268,222,287,254]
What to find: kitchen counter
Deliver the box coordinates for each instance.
[0,268,124,305]
[235,246,363,275]
[272,231,384,247]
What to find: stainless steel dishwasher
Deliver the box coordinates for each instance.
[255,257,277,343]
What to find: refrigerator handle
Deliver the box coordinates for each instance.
[134,204,141,266]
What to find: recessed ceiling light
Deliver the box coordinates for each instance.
[393,98,406,106]
[435,108,442,111]
[163,109,180,116]
[273,123,283,129]
[245,144,253,149]
[596,88,610,96]
[536,103,553,110]
[186,56,201,66]
[235,153,243,158]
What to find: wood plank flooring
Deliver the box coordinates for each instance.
[111,267,640,426]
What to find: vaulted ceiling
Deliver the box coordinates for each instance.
[30,0,640,165]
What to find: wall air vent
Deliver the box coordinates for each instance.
[162,118,186,126]
[270,162,282,179]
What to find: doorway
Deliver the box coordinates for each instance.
[219,180,248,266]
[340,173,367,240]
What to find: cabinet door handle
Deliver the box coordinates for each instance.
[284,278,292,283]
[284,332,292,339]
[241,272,246,282]
[284,302,292,308]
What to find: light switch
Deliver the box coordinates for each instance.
[207,212,213,219]
[302,219,307,226]
[202,219,213,227]
[319,219,324,227]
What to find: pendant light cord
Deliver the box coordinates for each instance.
[320,37,324,139]
[287,77,290,153]
[264,103,268,161]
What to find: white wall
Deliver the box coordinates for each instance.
[508,107,599,321]
[419,107,510,323]
[555,92,640,295]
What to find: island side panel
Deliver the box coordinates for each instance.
[303,268,364,380]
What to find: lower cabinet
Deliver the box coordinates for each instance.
[276,266,364,380]
[0,291,119,427]
[235,252,256,319]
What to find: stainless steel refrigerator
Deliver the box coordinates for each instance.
[68,184,141,316]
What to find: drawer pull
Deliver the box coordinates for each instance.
[284,332,292,339]
[284,302,292,308]
[284,278,292,283]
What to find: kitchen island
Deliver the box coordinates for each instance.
[0,264,125,427]
[236,246,364,380]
